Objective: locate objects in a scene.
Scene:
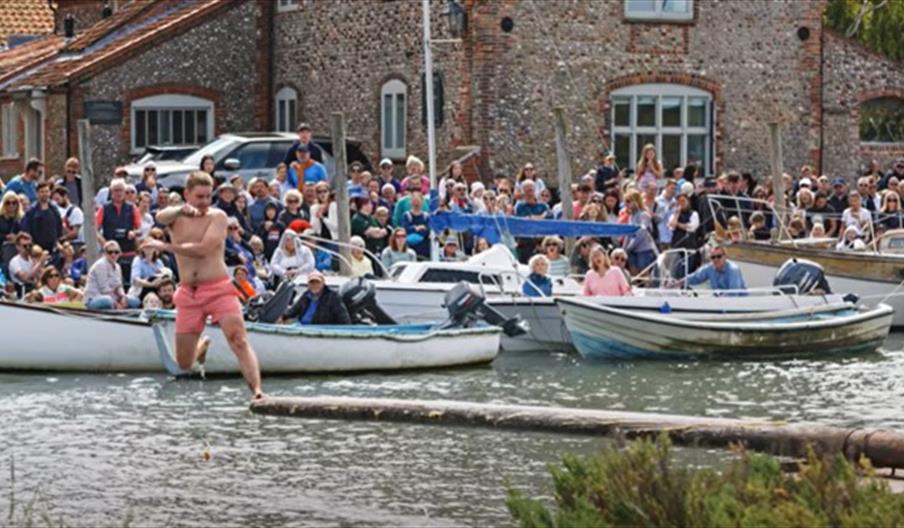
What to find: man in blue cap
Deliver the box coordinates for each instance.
[828,177,849,214]
[283,122,324,165]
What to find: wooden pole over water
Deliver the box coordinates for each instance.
[330,112,352,276]
[77,119,100,267]
[553,107,575,255]
[250,396,904,469]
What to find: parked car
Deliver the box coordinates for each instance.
[122,132,371,191]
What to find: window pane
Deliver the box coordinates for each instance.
[383,93,393,149]
[688,97,707,128]
[637,134,656,157]
[135,110,146,148]
[663,0,690,13]
[662,97,681,128]
[613,96,630,127]
[395,93,405,151]
[859,97,904,143]
[637,96,656,127]
[614,134,631,171]
[185,110,195,145]
[173,110,183,144]
[235,143,271,169]
[626,0,655,12]
[288,100,296,132]
[197,111,207,144]
[662,134,681,171]
[160,110,171,144]
[147,110,158,145]
[277,100,286,132]
[687,134,706,170]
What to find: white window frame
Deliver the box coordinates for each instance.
[277,0,299,13]
[381,79,407,160]
[610,83,713,176]
[2,103,17,158]
[275,86,298,133]
[624,0,693,22]
[130,94,214,154]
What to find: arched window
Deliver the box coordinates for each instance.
[381,79,407,159]
[610,84,713,175]
[275,86,297,133]
[131,94,213,153]
[860,97,904,144]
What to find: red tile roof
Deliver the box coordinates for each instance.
[0,35,64,80]
[0,0,232,92]
[0,0,54,48]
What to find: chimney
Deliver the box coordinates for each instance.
[63,13,75,39]
[102,1,113,19]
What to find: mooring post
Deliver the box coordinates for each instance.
[331,112,352,276]
[77,119,100,267]
[554,107,575,255]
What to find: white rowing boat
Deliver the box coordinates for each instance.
[556,297,893,360]
[0,302,499,373]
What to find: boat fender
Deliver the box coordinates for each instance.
[659,302,672,314]
[843,293,859,304]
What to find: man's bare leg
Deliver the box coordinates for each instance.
[175,333,211,371]
[218,314,264,399]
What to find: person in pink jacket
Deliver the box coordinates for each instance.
[581,246,632,296]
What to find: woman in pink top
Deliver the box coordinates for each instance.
[582,247,632,296]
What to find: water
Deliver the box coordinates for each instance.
[3,335,904,526]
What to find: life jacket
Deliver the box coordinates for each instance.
[102,202,136,254]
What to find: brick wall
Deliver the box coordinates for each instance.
[822,30,904,180]
[74,0,262,183]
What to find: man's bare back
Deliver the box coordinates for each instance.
[169,209,230,286]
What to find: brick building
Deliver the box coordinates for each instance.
[0,0,901,189]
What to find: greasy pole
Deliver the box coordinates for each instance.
[250,396,904,469]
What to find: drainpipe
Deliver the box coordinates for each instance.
[818,20,824,175]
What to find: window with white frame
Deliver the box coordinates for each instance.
[381,79,407,159]
[610,84,713,176]
[275,87,298,133]
[2,103,17,158]
[277,0,298,13]
[625,0,693,21]
[131,94,213,153]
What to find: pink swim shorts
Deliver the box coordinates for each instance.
[173,277,242,334]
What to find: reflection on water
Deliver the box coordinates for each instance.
[2,335,903,526]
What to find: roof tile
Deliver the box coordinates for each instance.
[0,0,54,48]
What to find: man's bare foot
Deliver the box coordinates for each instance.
[195,336,211,378]
[251,387,265,401]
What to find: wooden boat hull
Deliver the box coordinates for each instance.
[556,297,893,360]
[0,302,500,373]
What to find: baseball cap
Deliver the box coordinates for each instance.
[217,182,236,194]
[799,177,813,188]
[832,177,846,187]
[307,271,325,283]
[379,158,393,168]
[680,182,694,196]
[296,122,311,132]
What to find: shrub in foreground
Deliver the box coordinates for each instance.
[507,435,904,528]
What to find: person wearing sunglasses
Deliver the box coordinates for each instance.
[84,241,141,310]
[55,157,83,205]
[36,265,82,305]
[680,245,746,292]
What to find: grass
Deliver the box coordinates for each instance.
[507,435,904,528]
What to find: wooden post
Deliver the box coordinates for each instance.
[554,107,575,255]
[77,119,100,267]
[768,122,786,239]
[331,112,352,276]
[250,396,904,469]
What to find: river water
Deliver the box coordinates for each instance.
[3,336,904,527]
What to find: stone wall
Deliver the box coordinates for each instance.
[75,0,263,181]
[279,0,829,186]
[822,30,904,180]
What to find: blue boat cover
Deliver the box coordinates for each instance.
[428,212,638,243]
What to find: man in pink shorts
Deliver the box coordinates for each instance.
[147,171,263,399]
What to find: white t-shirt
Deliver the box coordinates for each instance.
[841,208,871,234]
[60,204,85,243]
[8,255,34,286]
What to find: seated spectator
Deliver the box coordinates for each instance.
[270,230,315,282]
[837,226,867,252]
[58,242,86,286]
[609,248,633,285]
[155,277,176,310]
[256,202,285,259]
[441,238,464,262]
[1,190,23,244]
[8,233,45,296]
[401,156,430,195]
[522,254,553,297]
[582,247,631,297]
[310,182,338,240]
[224,217,255,277]
[283,271,350,325]
[248,177,281,230]
[542,236,569,277]
[841,192,871,236]
[248,235,273,285]
[401,191,430,258]
[381,228,417,269]
[142,292,163,310]
[570,236,597,276]
[36,265,82,305]
[129,241,172,298]
[349,236,374,277]
[233,266,259,304]
[810,223,827,238]
[726,216,744,241]
[352,198,388,255]
[84,241,141,310]
[747,211,772,241]
[474,237,490,254]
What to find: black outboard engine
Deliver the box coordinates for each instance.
[339,277,398,325]
[773,258,833,295]
[246,280,296,323]
[439,282,529,337]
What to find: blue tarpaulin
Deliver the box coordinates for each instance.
[428,212,638,244]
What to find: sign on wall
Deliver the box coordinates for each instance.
[84,100,123,125]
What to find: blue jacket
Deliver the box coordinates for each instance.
[288,162,328,187]
[522,272,553,297]
[686,261,747,291]
[4,176,37,202]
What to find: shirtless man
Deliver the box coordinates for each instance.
[147,171,263,399]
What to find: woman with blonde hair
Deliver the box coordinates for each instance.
[1,190,23,243]
[581,246,632,297]
[876,190,903,233]
[516,162,546,194]
[542,236,569,277]
[523,254,552,297]
[635,143,662,190]
[401,155,430,195]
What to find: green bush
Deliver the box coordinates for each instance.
[507,435,904,528]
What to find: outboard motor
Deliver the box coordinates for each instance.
[773,258,833,295]
[438,282,529,337]
[339,277,397,325]
[246,279,296,323]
